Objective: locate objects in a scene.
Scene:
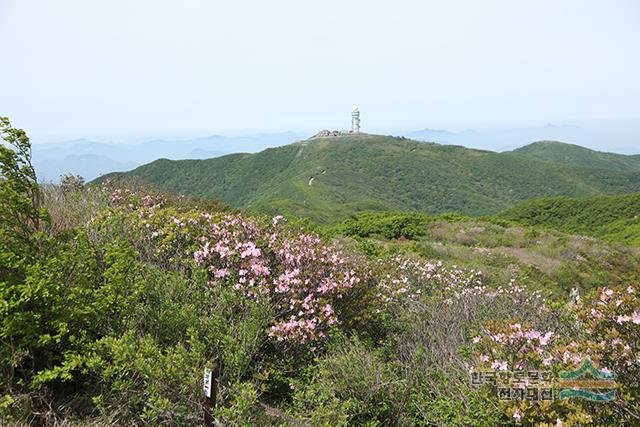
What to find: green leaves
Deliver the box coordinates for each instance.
[0,116,42,234]
[332,211,431,240]
[498,193,640,245]
[0,117,45,292]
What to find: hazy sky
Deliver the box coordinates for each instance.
[1,0,639,139]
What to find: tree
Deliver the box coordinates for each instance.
[0,116,44,281]
[0,117,48,404]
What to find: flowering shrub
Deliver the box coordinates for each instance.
[170,213,357,344]
[570,286,640,420]
[374,256,548,322]
[374,256,442,304]
[472,322,556,372]
[471,285,640,425]
[575,286,639,368]
[87,188,365,346]
[374,255,484,304]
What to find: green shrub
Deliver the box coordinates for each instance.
[289,336,404,426]
[333,211,431,240]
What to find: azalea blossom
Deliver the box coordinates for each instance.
[190,214,360,343]
[513,409,522,422]
[491,360,508,371]
[616,315,631,324]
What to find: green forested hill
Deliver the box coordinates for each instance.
[512,140,640,171]
[497,193,640,245]
[99,135,640,223]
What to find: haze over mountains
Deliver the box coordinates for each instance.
[32,132,307,181]
[405,124,583,151]
[404,118,640,153]
[98,134,640,224]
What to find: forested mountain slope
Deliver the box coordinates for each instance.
[99,135,640,223]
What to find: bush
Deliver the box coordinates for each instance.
[288,336,404,426]
[332,211,431,240]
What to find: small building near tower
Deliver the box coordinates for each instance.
[351,105,360,133]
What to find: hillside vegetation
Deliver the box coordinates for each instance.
[329,211,640,295]
[498,192,640,245]
[3,118,640,426]
[99,135,640,224]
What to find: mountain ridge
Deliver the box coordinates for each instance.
[512,140,640,171]
[97,135,640,224]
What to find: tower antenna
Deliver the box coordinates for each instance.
[351,105,360,133]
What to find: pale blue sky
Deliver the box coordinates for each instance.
[1,0,639,141]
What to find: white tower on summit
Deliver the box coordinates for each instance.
[351,105,360,133]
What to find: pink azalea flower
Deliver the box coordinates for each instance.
[539,331,554,346]
[513,409,522,422]
[213,268,228,279]
[616,315,631,324]
[491,360,508,371]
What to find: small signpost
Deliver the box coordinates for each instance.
[203,364,219,427]
[203,368,213,398]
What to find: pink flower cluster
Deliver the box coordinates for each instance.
[572,285,640,369]
[472,323,556,372]
[104,194,360,344]
[596,287,640,325]
[192,214,360,343]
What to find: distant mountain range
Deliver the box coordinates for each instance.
[97,134,640,224]
[404,124,587,151]
[404,119,640,155]
[32,132,307,181]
